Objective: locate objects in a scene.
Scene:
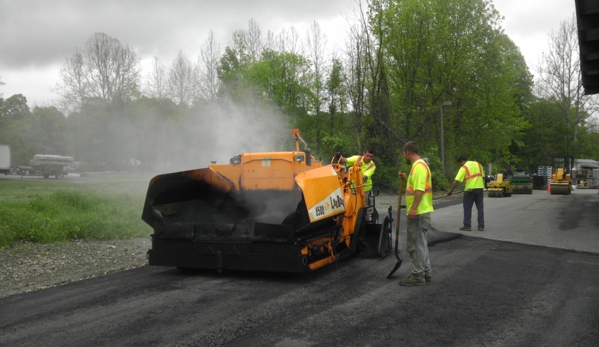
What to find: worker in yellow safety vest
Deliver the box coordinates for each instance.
[398,141,434,286]
[446,155,485,232]
[338,149,376,192]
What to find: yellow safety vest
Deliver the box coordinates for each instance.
[455,161,485,190]
[406,159,434,215]
[346,155,376,191]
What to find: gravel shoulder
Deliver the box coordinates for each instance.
[0,238,151,299]
[0,190,461,299]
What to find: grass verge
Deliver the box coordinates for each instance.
[0,174,153,249]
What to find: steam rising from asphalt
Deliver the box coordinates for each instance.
[113,99,290,174]
[193,102,290,169]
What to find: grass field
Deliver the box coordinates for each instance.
[0,173,155,249]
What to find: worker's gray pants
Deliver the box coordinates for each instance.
[406,212,431,280]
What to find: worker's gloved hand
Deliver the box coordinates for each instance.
[362,175,368,182]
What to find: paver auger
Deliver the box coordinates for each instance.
[142,129,392,273]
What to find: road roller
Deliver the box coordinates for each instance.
[510,171,533,194]
[549,167,572,195]
[487,173,513,197]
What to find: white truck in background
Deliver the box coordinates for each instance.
[0,144,10,175]
[28,154,76,178]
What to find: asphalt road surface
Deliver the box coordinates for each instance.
[2,189,599,347]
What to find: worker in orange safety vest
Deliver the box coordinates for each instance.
[446,155,485,231]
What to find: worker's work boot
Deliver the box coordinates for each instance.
[459,226,471,231]
[478,227,484,231]
[399,275,425,286]
[425,273,433,282]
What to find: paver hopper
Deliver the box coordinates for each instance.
[142,130,392,273]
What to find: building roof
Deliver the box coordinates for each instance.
[575,159,599,168]
[553,158,599,168]
[575,0,599,95]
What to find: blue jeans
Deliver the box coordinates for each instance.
[406,213,431,280]
[463,189,484,228]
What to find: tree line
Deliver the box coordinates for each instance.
[1,0,597,190]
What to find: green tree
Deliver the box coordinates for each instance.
[0,96,71,166]
[29,106,69,155]
[249,50,312,117]
[217,46,251,101]
[317,57,355,159]
[2,94,30,120]
[577,119,599,159]
[327,57,346,119]
[368,0,531,184]
[65,100,113,169]
[518,98,564,171]
[0,94,32,165]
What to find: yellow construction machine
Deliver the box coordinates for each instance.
[142,129,393,273]
[487,173,513,197]
[549,167,572,195]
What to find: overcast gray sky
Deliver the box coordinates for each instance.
[0,0,576,107]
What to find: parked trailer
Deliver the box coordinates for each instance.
[29,154,75,178]
[0,145,10,175]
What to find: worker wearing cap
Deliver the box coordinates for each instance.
[398,141,433,286]
[338,149,376,192]
[446,155,485,231]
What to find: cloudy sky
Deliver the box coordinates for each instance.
[0,0,576,107]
